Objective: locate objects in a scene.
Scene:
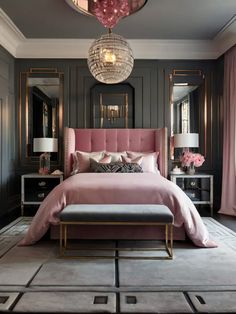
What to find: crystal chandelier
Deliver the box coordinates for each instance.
[88,30,134,84]
[65,0,147,84]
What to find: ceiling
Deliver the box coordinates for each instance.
[0,0,235,39]
[0,0,236,59]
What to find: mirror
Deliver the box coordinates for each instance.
[170,70,205,160]
[20,68,63,163]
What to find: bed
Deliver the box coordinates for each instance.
[20,127,216,248]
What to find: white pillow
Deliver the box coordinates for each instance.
[71,151,104,174]
[126,151,159,173]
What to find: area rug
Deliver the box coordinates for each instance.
[0,217,236,313]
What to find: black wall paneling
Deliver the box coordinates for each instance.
[14,58,222,211]
[91,83,134,128]
[0,46,18,217]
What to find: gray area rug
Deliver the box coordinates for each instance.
[0,217,236,313]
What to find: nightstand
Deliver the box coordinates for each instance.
[170,173,213,217]
[21,173,63,216]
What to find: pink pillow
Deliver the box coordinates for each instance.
[71,151,104,174]
[121,155,143,166]
[126,151,159,173]
[95,154,112,164]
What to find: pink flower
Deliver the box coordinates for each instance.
[180,152,205,167]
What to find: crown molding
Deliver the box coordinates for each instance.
[0,9,235,59]
[214,15,236,56]
[0,8,25,57]
[15,38,217,59]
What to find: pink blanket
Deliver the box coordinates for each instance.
[20,173,217,248]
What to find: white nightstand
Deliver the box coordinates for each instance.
[170,173,214,217]
[21,173,63,216]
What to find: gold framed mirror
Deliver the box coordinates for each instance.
[19,68,64,164]
[170,69,206,161]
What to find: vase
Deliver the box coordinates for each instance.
[187,163,195,175]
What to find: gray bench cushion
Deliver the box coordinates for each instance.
[59,204,173,223]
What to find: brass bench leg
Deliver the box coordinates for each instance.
[170,224,173,258]
[64,224,67,250]
[60,223,62,256]
[165,223,173,259]
[60,223,68,257]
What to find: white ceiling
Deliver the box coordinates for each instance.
[0,0,236,59]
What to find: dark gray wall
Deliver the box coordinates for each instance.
[0,46,19,217]
[13,58,223,211]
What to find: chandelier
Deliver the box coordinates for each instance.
[88,30,134,84]
[66,0,147,84]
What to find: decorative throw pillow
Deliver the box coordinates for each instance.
[99,154,112,164]
[90,160,143,173]
[126,151,159,173]
[121,155,143,166]
[71,151,104,174]
[105,151,127,162]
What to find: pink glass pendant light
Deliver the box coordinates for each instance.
[65,0,147,21]
[90,0,129,29]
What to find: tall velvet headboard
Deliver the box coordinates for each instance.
[64,128,168,178]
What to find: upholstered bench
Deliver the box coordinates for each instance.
[59,204,174,259]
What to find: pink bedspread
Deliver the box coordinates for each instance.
[20,173,217,248]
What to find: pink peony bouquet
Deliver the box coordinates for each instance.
[180,151,205,167]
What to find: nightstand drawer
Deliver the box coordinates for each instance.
[176,177,210,202]
[170,173,213,216]
[21,174,63,215]
[24,177,60,202]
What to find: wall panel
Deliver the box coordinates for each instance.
[0,46,18,217]
[14,58,222,210]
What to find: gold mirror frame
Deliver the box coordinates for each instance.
[170,69,207,161]
[19,68,64,164]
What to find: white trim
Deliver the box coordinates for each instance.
[0,8,235,59]
[0,8,25,57]
[130,39,217,60]
[214,15,236,57]
[15,38,217,60]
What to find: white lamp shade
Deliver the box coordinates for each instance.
[33,138,58,153]
[174,133,199,148]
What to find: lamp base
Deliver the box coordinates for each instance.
[39,152,50,175]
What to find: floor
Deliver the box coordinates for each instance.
[0,214,236,313]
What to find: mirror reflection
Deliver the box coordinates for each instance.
[172,84,199,134]
[170,70,205,160]
[21,68,63,161]
[28,77,59,140]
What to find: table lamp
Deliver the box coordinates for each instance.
[33,138,58,175]
[174,133,199,151]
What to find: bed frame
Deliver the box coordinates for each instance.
[51,127,185,241]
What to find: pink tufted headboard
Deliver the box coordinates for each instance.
[64,128,167,178]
